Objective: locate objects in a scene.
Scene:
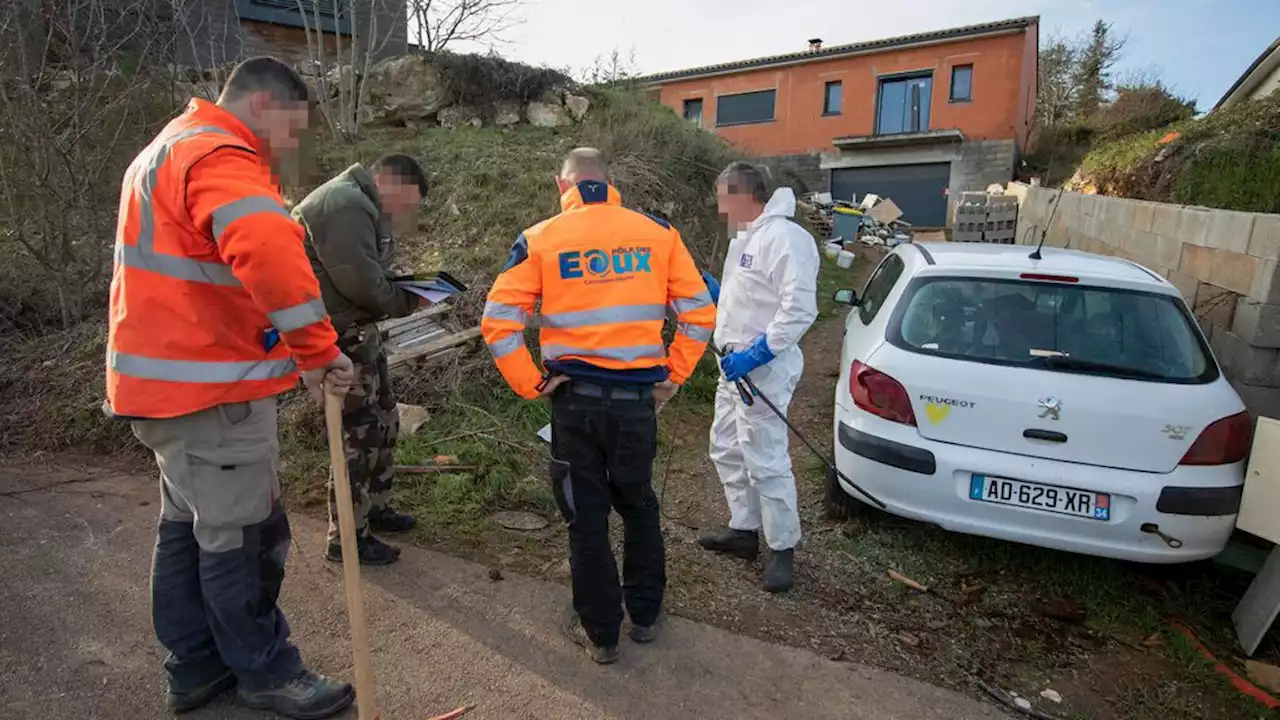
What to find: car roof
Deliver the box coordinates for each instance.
[907,243,1174,291]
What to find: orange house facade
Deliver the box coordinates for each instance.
[641,17,1039,227]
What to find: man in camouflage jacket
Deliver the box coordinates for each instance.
[294,155,429,565]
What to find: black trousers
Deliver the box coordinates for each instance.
[549,382,665,648]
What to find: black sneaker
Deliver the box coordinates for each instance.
[368,506,416,534]
[628,612,664,644]
[697,527,759,561]
[166,669,236,713]
[561,606,620,665]
[326,533,401,566]
[237,670,354,720]
[762,548,795,594]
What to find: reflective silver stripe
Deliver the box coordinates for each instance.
[542,343,667,363]
[267,298,328,332]
[116,242,240,286]
[677,323,713,343]
[117,125,248,286]
[211,195,292,241]
[670,291,713,314]
[542,303,666,330]
[109,350,296,383]
[483,301,528,324]
[487,333,524,359]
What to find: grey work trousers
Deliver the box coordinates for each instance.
[131,398,303,693]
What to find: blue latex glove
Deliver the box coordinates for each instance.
[701,270,721,305]
[720,335,775,381]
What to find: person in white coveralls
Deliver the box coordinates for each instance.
[697,161,820,593]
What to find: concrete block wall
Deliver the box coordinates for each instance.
[952,140,1019,196]
[948,140,1019,226]
[1008,182,1280,419]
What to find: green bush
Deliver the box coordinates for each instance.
[427,51,575,110]
[1071,93,1280,212]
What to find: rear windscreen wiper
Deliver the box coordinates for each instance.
[1035,355,1165,380]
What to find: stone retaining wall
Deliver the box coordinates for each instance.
[1006,182,1280,418]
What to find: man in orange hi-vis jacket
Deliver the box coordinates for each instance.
[482,147,716,664]
[105,57,356,719]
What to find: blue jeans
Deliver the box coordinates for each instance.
[135,399,304,693]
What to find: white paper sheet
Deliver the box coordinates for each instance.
[401,285,455,304]
[537,423,552,443]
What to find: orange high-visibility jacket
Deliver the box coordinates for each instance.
[105,99,339,419]
[482,181,716,400]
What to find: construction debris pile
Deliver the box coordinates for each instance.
[799,191,915,248]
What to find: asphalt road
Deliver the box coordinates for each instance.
[0,462,1009,720]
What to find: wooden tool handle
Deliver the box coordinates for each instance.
[325,390,379,720]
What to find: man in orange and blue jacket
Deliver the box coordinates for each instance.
[482,148,716,664]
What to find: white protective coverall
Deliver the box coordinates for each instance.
[709,187,820,551]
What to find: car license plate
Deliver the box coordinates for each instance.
[969,475,1110,521]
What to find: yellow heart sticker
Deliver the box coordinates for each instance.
[924,403,951,424]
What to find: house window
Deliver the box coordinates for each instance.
[950,64,973,102]
[823,81,842,116]
[876,73,932,135]
[716,90,776,127]
[683,98,703,127]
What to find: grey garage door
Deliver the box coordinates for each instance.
[830,163,950,228]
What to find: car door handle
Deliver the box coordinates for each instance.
[1024,429,1067,443]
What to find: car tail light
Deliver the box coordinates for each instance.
[849,360,916,426]
[1179,411,1253,465]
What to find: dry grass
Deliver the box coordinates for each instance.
[0,83,739,458]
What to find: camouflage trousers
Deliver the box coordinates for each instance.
[327,325,399,541]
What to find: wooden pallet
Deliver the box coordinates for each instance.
[376,304,481,370]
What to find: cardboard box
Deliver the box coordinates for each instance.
[868,198,903,225]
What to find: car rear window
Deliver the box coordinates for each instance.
[887,277,1216,384]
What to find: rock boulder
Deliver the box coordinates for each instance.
[564,94,591,122]
[527,101,570,128]
[437,105,483,129]
[361,55,450,124]
[493,102,522,126]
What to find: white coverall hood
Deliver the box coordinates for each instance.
[708,186,820,551]
[712,186,819,353]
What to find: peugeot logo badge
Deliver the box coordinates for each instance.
[1038,396,1061,421]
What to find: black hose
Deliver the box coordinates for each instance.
[710,344,887,510]
[655,387,701,525]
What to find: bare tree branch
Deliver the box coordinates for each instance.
[408,0,521,53]
[0,0,181,329]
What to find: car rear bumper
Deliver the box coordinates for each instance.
[832,404,1243,564]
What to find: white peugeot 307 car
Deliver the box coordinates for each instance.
[828,242,1252,563]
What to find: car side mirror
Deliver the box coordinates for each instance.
[833,289,859,306]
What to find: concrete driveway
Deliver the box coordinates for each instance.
[0,462,1009,719]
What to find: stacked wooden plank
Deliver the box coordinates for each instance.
[376,304,482,370]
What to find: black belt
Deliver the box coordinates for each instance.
[565,381,653,401]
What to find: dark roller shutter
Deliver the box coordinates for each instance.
[830,163,950,227]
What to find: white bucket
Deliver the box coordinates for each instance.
[836,250,855,269]
[824,241,842,258]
